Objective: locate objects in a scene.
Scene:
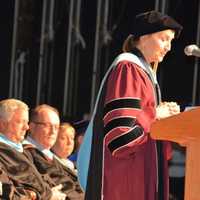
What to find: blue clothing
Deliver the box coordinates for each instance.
[0,133,23,152]
[68,152,78,162]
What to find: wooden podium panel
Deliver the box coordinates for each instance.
[150,107,200,200]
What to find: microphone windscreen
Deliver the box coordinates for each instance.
[184,44,199,56]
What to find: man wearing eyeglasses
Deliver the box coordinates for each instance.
[23,104,84,200]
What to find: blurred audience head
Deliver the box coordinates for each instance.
[73,119,89,152]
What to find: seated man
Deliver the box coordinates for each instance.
[52,123,76,172]
[0,166,34,200]
[23,104,84,199]
[0,98,64,200]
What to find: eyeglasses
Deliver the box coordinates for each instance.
[32,121,59,131]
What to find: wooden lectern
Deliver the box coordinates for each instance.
[150,107,200,200]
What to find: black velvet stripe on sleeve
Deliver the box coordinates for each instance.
[104,98,141,116]
[107,125,143,153]
[104,117,136,136]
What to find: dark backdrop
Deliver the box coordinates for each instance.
[0,0,199,120]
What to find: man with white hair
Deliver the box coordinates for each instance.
[0,98,66,200]
[0,98,50,199]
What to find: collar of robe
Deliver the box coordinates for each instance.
[0,133,23,152]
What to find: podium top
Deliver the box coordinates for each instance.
[150,107,200,145]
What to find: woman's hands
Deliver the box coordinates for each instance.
[156,101,180,120]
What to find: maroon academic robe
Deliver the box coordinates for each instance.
[85,51,171,200]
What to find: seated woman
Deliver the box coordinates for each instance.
[52,122,76,172]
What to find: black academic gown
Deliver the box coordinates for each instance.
[23,144,84,200]
[0,142,52,200]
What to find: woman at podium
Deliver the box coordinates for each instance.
[78,10,183,200]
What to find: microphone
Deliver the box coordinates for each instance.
[184,44,200,57]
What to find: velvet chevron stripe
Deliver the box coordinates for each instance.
[104,98,141,116]
[104,117,136,136]
[107,125,143,153]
